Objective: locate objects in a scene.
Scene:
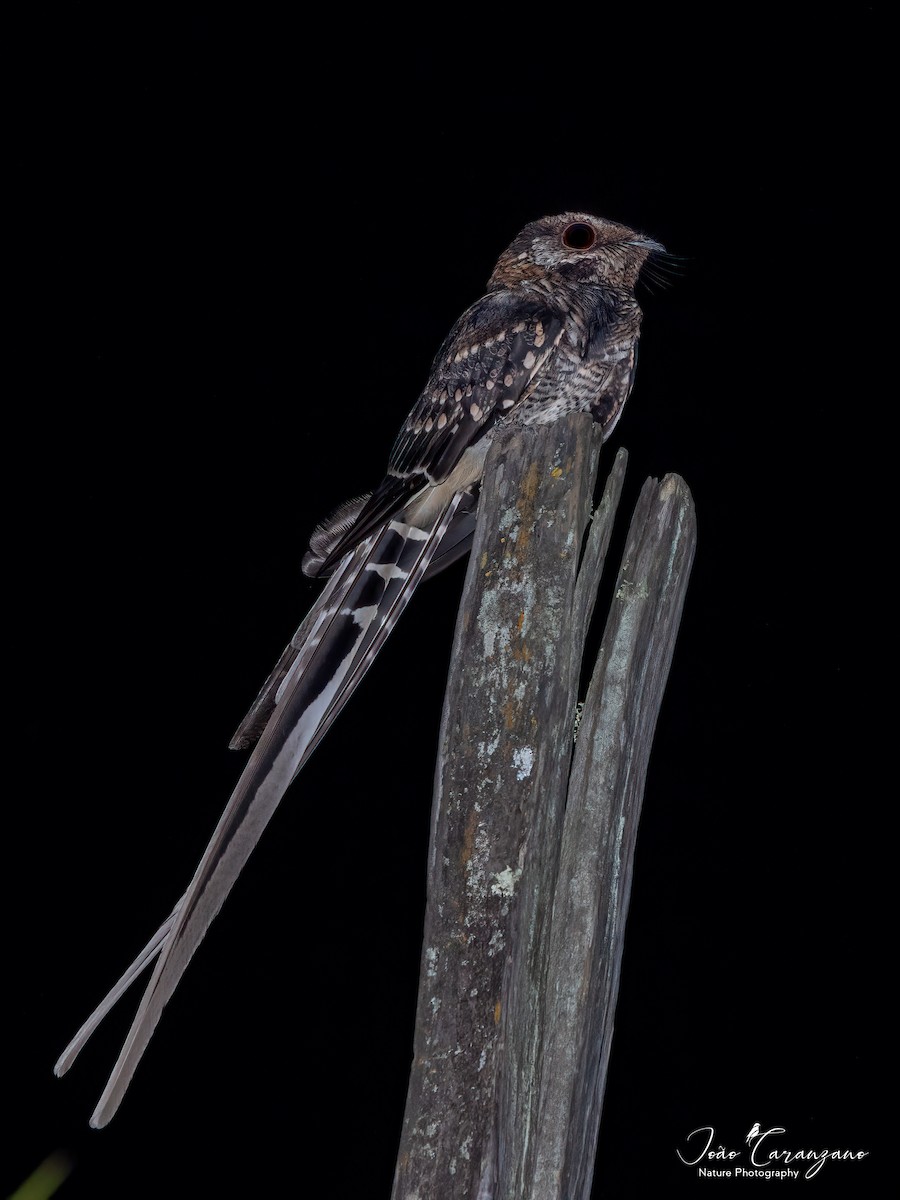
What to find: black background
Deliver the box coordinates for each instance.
[7,9,888,1198]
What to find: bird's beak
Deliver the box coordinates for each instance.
[626,235,666,253]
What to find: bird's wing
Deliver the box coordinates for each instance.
[56,489,465,1126]
[315,292,565,573]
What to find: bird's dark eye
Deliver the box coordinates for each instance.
[562,222,597,250]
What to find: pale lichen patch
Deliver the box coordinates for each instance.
[616,577,650,601]
[476,588,512,661]
[491,865,522,897]
[477,732,501,759]
[512,746,534,779]
[465,819,493,906]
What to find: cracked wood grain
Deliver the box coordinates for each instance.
[391,411,695,1200]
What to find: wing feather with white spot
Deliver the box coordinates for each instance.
[390,292,564,481]
[315,294,564,572]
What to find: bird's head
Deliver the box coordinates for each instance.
[488,211,664,291]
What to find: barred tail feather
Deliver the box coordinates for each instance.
[63,493,465,1128]
[228,542,373,750]
[299,492,465,767]
[232,487,478,751]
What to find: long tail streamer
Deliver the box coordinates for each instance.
[54,492,464,1127]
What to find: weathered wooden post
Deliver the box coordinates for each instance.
[392,412,696,1199]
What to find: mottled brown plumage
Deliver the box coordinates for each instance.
[306,212,662,577]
